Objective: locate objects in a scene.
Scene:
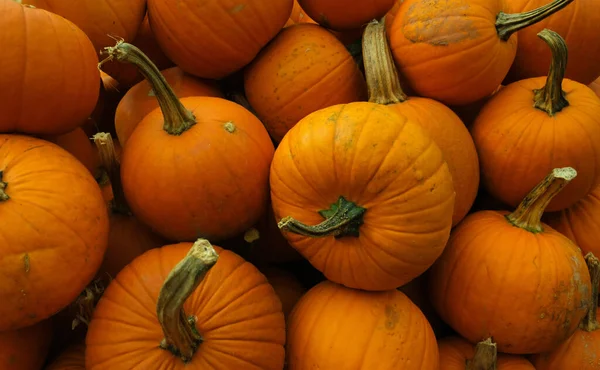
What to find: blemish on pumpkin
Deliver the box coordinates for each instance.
[148,88,156,97]
[23,253,30,273]
[223,121,236,133]
[384,304,400,330]
[231,4,245,13]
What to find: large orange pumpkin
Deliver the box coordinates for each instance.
[471,29,600,211]
[429,167,592,354]
[297,0,395,31]
[362,19,479,226]
[439,337,535,370]
[0,319,52,370]
[270,101,455,291]
[0,135,109,331]
[0,0,100,135]
[286,280,439,369]
[46,343,86,370]
[148,0,293,79]
[86,239,286,369]
[387,0,573,106]
[244,23,368,142]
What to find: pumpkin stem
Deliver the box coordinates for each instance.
[496,0,573,41]
[98,40,196,135]
[278,196,366,238]
[71,277,108,330]
[533,29,570,116]
[156,239,219,363]
[506,167,577,233]
[362,19,408,105]
[580,252,600,332]
[466,338,497,370]
[92,133,130,215]
[0,170,8,201]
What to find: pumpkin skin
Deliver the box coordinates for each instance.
[261,267,307,319]
[244,24,368,142]
[85,243,286,369]
[439,337,535,370]
[43,127,100,177]
[46,343,86,370]
[270,102,455,291]
[148,0,293,79]
[0,319,52,370]
[0,0,100,135]
[297,0,396,31]
[591,77,600,97]
[0,135,109,331]
[286,280,439,369]
[288,0,316,24]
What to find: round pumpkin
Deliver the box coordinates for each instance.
[286,280,439,369]
[43,127,100,177]
[86,239,286,369]
[270,101,455,291]
[363,19,479,226]
[0,134,109,331]
[46,343,86,370]
[148,0,293,79]
[261,266,306,319]
[0,0,100,135]
[244,23,368,142]
[471,29,600,211]
[388,0,573,106]
[439,337,535,370]
[429,167,592,354]
[504,0,600,85]
[0,319,52,370]
[297,0,395,31]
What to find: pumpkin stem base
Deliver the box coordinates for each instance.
[0,171,9,201]
[496,0,573,41]
[466,338,497,370]
[580,252,600,332]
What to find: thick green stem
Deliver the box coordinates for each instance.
[98,40,196,135]
[581,252,600,332]
[93,133,130,215]
[157,239,219,363]
[533,29,570,116]
[0,171,9,201]
[466,338,497,370]
[496,0,574,41]
[506,167,576,233]
[278,196,366,238]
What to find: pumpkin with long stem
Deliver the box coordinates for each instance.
[439,337,535,370]
[298,0,395,31]
[388,0,573,106]
[0,319,52,370]
[471,29,600,211]
[362,19,479,227]
[86,239,286,369]
[429,167,592,354]
[99,41,275,242]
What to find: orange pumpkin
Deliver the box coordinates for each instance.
[148,0,293,79]
[288,0,316,24]
[398,273,446,337]
[286,280,439,369]
[505,0,600,85]
[0,0,100,135]
[0,320,52,370]
[429,167,591,354]
[362,19,479,226]
[270,101,455,291]
[115,67,222,146]
[46,343,86,370]
[43,127,100,177]
[388,0,573,106]
[471,29,600,211]
[86,239,286,369]
[244,23,368,142]
[439,337,535,370]
[297,0,396,31]
[591,77,600,97]
[102,41,274,242]
[261,266,307,319]
[0,135,109,331]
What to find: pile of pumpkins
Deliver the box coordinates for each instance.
[1,0,600,368]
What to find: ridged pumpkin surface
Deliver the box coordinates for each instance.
[298,0,396,30]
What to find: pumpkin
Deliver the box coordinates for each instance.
[115,67,222,146]
[531,252,600,369]
[384,0,403,32]
[297,0,396,31]
[244,23,368,142]
[261,266,307,319]
[46,343,86,370]
[101,41,274,242]
[0,319,52,370]
[286,280,439,369]
[147,0,293,79]
[0,134,109,331]
[43,127,100,177]
[429,167,592,354]
[387,0,573,106]
[471,29,600,211]
[591,77,600,97]
[398,273,447,337]
[362,19,479,226]
[86,239,286,369]
[439,337,535,370]
[0,0,100,135]
[270,101,455,291]
[504,0,600,85]
[288,0,316,24]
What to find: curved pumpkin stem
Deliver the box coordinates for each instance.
[93,133,130,215]
[0,171,8,201]
[506,167,577,233]
[98,40,196,135]
[496,0,573,41]
[466,338,497,370]
[533,29,570,116]
[278,196,366,238]
[156,239,219,363]
[362,19,408,105]
[581,252,600,332]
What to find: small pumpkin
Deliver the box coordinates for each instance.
[388,0,573,106]
[297,0,396,31]
[439,337,535,370]
[43,127,100,177]
[244,23,368,142]
[261,266,307,319]
[429,167,592,354]
[288,0,316,25]
[86,239,286,369]
[471,29,600,211]
[286,280,439,369]
[0,134,109,331]
[0,319,52,370]
[46,343,86,370]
